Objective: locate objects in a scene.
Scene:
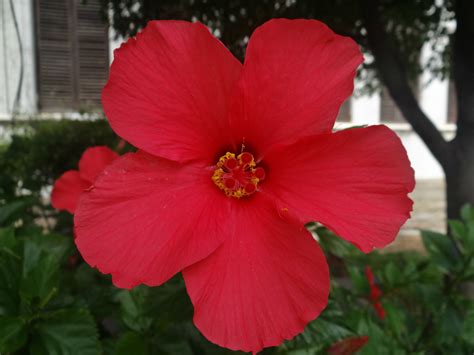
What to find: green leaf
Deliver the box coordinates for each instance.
[0,199,29,227]
[283,317,356,352]
[460,204,474,223]
[384,303,406,339]
[381,261,402,288]
[421,230,459,272]
[356,316,403,355]
[22,232,72,268]
[0,248,21,316]
[117,286,153,333]
[21,253,60,308]
[432,304,464,343]
[19,232,71,307]
[315,227,362,258]
[0,316,27,353]
[116,332,148,355]
[347,266,369,295]
[0,227,16,251]
[146,275,193,326]
[448,220,467,241]
[462,306,474,346]
[30,309,100,355]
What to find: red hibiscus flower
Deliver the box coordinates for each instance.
[51,146,118,214]
[327,336,369,355]
[365,266,386,319]
[74,19,414,353]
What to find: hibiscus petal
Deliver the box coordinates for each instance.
[264,125,415,252]
[183,196,330,353]
[229,19,363,156]
[74,151,233,288]
[103,20,242,163]
[51,171,90,214]
[78,146,119,184]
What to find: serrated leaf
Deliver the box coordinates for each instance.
[460,204,474,223]
[0,316,27,353]
[283,317,356,352]
[21,253,59,307]
[421,230,459,272]
[0,200,29,227]
[448,220,467,241]
[117,286,153,332]
[462,306,474,345]
[30,309,100,355]
[382,262,400,288]
[384,303,406,338]
[0,228,16,251]
[347,266,369,295]
[19,232,72,308]
[0,249,21,316]
[356,316,402,355]
[116,331,148,355]
[465,220,474,253]
[316,227,361,258]
[22,232,72,270]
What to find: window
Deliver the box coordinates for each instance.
[35,0,109,112]
[380,81,419,123]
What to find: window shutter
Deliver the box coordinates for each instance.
[36,0,108,112]
[76,0,109,110]
[380,87,405,123]
[380,81,419,123]
[35,0,75,111]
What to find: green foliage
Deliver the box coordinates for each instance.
[29,309,100,355]
[0,119,120,199]
[0,316,27,353]
[0,200,472,354]
[0,119,125,238]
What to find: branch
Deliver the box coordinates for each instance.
[360,0,451,169]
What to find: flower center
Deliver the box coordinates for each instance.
[212,151,265,199]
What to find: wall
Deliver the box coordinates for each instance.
[0,0,36,118]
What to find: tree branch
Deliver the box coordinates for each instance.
[361,0,451,169]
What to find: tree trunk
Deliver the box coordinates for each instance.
[362,0,474,224]
[445,139,474,220]
[448,0,474,220]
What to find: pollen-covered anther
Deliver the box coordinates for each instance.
[212,151,265,198]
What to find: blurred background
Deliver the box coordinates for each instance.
[0,0,473,354]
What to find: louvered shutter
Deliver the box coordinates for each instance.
[380,81,420,123]
[35,0,75,111]
[380,86,405,123]
[36,0,108,112]
[76,0,109,110]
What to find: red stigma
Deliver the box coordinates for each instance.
[212,152,265,198]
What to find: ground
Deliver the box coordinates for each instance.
[386,179,445,253]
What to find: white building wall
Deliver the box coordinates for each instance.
[0,0,37,118]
